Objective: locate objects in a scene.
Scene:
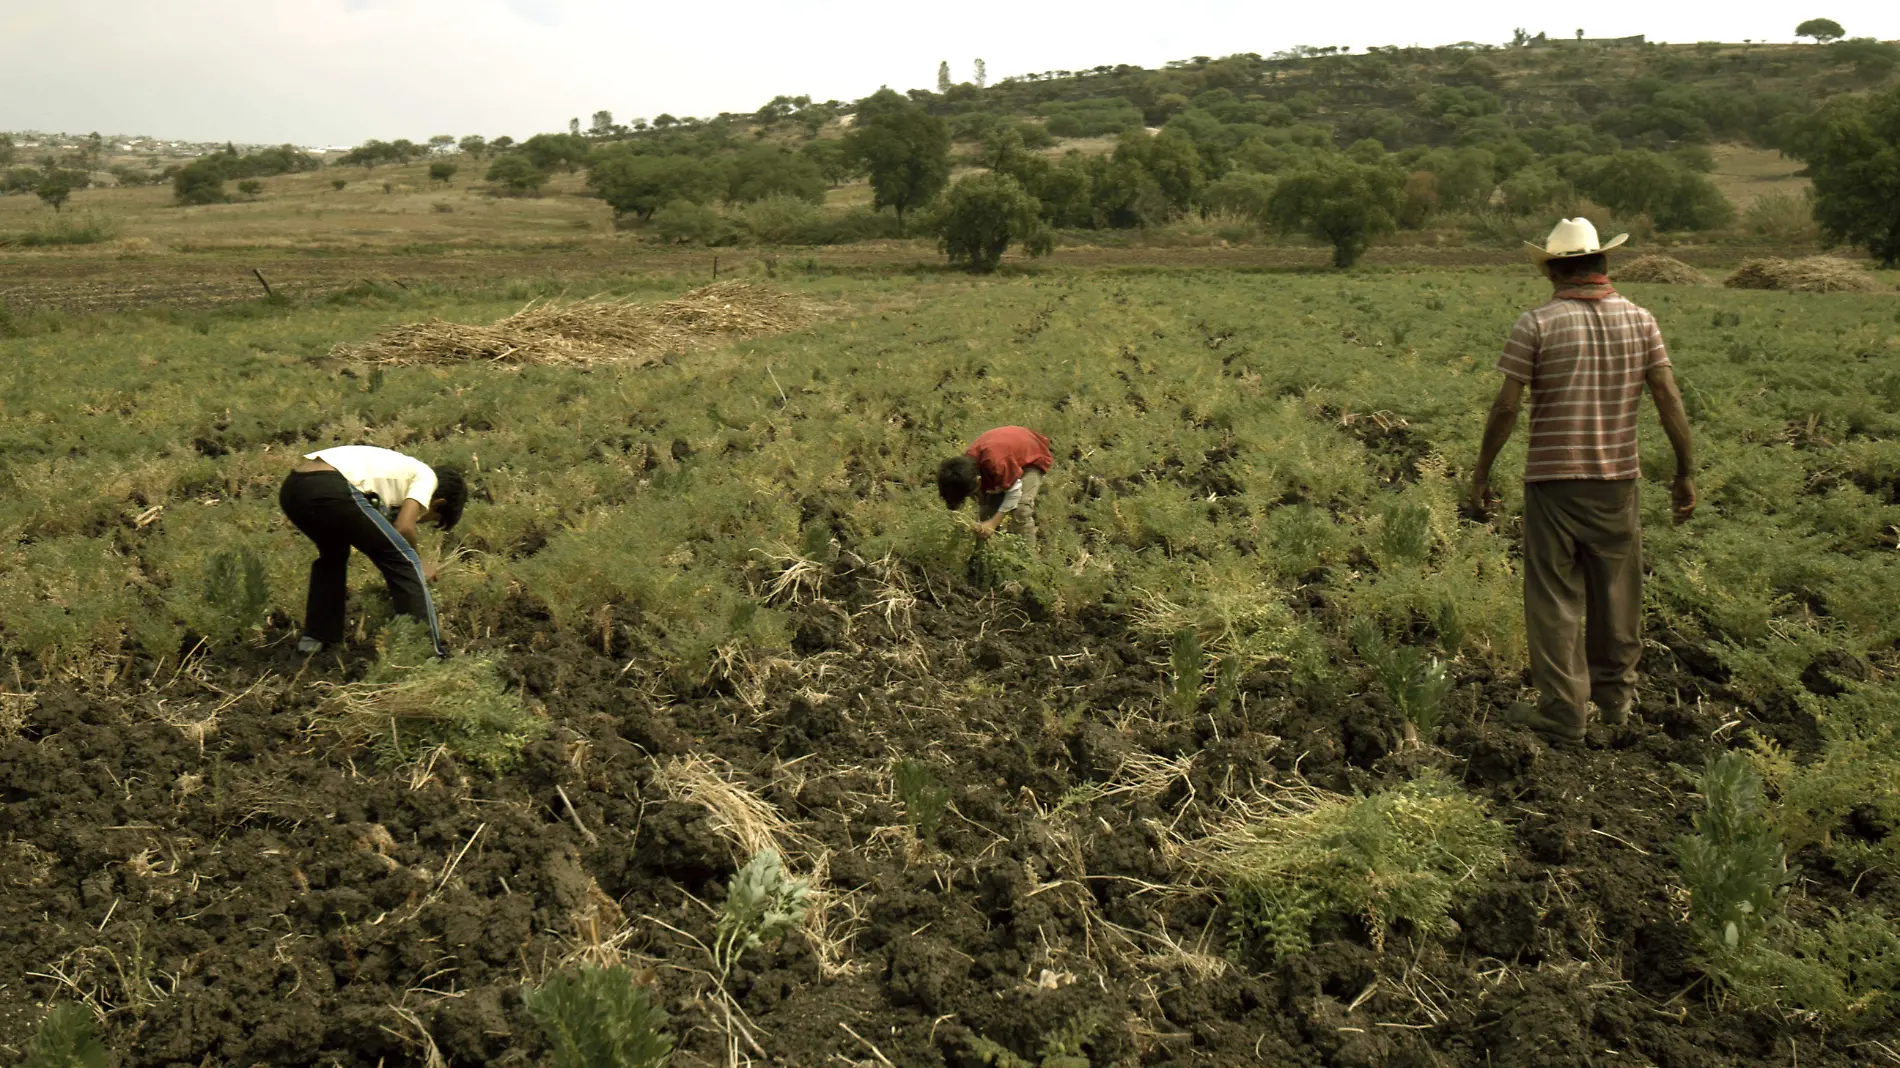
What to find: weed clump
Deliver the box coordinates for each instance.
[325,620,545,770]
[200,546,269,642]
[1677,751,1900,1026]
[522,964,673,1068]
[22,1004,108,1068]
[1199,771,1507,958]
[1351,618,1453,745]
[894,758,951,840]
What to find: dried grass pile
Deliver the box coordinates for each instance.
[333,281,829,366]
[1616,255,1710,286]
[1723,257,1881,294]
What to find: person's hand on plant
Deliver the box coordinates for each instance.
[1468,473,1499,519]
[1672,474,1697,525]
[422,559,439,583]
[973,515,1001,541]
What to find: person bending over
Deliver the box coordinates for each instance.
[1470,218,1696,747]
[279,445,466,657]
[938,426,1053,544]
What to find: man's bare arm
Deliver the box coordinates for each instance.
[1469,376,1525,512]
[1646,365,1697,523]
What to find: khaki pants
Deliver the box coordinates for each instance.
[978,467,1044,544]
[1524,479,1643,735]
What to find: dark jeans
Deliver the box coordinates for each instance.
[279,470,443,656]
[1524,479,1642,734]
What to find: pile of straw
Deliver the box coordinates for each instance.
[333,282,828,366]
[1616,255,1710,286]
[1723,257,1880,294]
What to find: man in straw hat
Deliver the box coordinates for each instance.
[1469,218,1697,746]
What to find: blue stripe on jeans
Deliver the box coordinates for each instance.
[349,486,445,658]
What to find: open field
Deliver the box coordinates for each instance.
[3,264,1900,1066]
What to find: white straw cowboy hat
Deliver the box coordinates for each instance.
[1525,217,1629,263]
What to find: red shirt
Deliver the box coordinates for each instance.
[966,426,1053,493]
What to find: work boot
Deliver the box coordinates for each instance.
[1504,701,1587,746]
[1598,696,1634,727]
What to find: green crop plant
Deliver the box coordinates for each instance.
[325,619,545,770]
[1207,771,1507,958]
[1351,618,1452,746]
[1168,626,1206,718]
[713,848,811,980]
[893,758,951,840]
[966,1009,1102,1068]
[1375,499,1434,567]
[22,1004,109,1068]
[522,965,674,1068]
[201,546,269,642]
[1675,752,1789,955]
[1770,684,1900,878]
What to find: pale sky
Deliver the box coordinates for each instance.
[3,1,1895,146]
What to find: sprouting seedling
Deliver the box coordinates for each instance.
[22,1003,108,1068]
[894,758,951,840]
[521,965,672,1068]
[713,848,810,980]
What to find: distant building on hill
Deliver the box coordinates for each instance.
[1524,33,1646,48]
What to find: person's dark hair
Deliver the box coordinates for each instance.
[937,456,980,510]
[432,467,468,530]
[1546,252,1608,279]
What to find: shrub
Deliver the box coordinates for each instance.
[172,158,228,205]
[324,619,546,769]
[1,212,122,248]
[428,161,458,185]
[235,179,263,198]
[522,965,673,1068]
[934,171,1052,273]
[651,198,736,245]
[1206,771,1507,957]
[734,194,822,245]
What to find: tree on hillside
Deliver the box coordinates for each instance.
[520,133,592,172]
[800,139,860,186]
[937,61,952,94]
[172,158,229,205]
[0,133,14,168]
[1267,158,1402,268]
[591,111,615,137]
[974,58,987,89]
[935,172,1052,272]
[724,145,826,204]
[585,148,716,221]
[491,136,516,152]
[1793,83,1900,266]
[459,134,488,159]
[485,152,550,196]
[1796,18,1845,43]
[844,88,952,227]
[1574,150,1735,230]
[1113,129,1204,216]
[428,134,455,154]
[429,161,459,186]
[35,172,77,213]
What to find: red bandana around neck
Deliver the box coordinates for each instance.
[1554,272,1616,300]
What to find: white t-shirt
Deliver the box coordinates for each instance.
[308,446,438,519]
[997,478,1024,514]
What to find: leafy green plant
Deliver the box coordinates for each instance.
[894,758,951,840]
[1351,618,1453,745]
[713,848,811,979]
[22,1003,108,1068]
[1675,752,1790,954]
[522,965,673,1068]
[966,1009,1101,1068]
[325,619,546,770]
[1168,625,1206,718]
[1209,771,1507,958]
[1376,499,1433,566]
[201,546,269,641]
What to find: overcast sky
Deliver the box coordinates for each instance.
[3,1,1895,146]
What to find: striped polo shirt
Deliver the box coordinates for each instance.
[1496,292,1670,483]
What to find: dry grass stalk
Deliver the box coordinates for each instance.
[1724,256,1881,293]
[333,281,831,366]
[1617,255,1710,285]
